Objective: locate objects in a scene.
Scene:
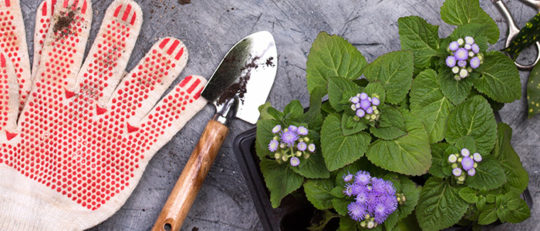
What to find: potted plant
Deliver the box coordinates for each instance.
[235,0,532,230]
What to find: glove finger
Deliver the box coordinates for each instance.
[28,0,91,102]
[130,75,206,152]
[104,37,188,130]
[31,0,55,82]
[0,0,32,109]
[68,0,142,106]
[0,53,20,142]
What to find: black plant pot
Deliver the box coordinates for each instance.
[233,127,533,231]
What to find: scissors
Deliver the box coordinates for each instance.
[492,0,540,70]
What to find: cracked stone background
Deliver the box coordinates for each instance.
[15,0,540,230]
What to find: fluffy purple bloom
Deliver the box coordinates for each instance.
[465,36,474,45]
[449,41,459,51]
[360,99,371,110]
[290,157,300,167]
[359,92,368,100]
[297,142,307,151]
[356,191,368,204]
[470,57,481,69]
[461,156,475,171]
[372,97,380,106]
[355,171,371,185]
[280,130,298,146]
[453,168,462,176]
[344,184,354,197]
[455,48,468,61]
[356,109,366,118]
[366,107,374,114]
[268,140,278,152]
[371,178,387,193]
[373,203,390,224]
[348,202,367,221]
[288,125,298,132]
[473,153,482,162]
[467,168,476,176]
[350,184,365,195]
[472,44,480,53]
[461,148,470,157]
[446,56,457,67]
[457,60,467,67]
[464,43,472,50]
[350,96,360,104]
[297,126,308,135]
[343,173,353,182]
[272,125,281,134]
[308,143,316,153]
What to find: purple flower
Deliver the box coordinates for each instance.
[449,41,459,51]
[472,44,480,53]
[372,97,380,106]
[350,184,365,195]
[344,184,354,197]
[360,99,371,110]
[461,148,470,157]
[465,36,474,45]
[461,156,474,171]
[454,48,468,61]
[290,157,300,167]
[268,140,278,152]
[452,168,462,176]
[473,153,482,162]
[457,60,467,67]
[359,92,368,100]
[470,57,481,69]
[446,56,457,67]
[348,202,367,222]
[467,168,476,176]
[288,125,298,132]
[297,142,307,151]
[280,130,298,146]
[343,173,353,182]
[297,126,308,136]
[356,109,366,118]
[350,96,360,104]
[464,44,472,50]
[307,143,316,153]
[272,125,281,134]
[366,107,374,114]
[356,191,368,203]
[371,178,387,193]
[355,171,371,185]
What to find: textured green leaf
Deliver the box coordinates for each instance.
[283,100,304,122]
[255,119,278,159]
[332,198,351,216]
[291,148,330,179]
[440,68,473,105]
[493,123,529,193]
[304,179,335,210]
[496,193,530,223]
[366,113,431,176]
[527,63,540,117]
[305,86,325,130]
[328,77,360,112]
[429,143,451,178]
[449,24,489,51]
[440,0,499,43]
[473,52,521,103]
[364,81,386,104]
[446,95,497,155]
[260,159,304,208]
[341,113,368,136]
[363,51,414,104]
[258,102,281,121]
[338,217,358,231]
[321,114,371,171]
[370,105,407,140]
[398,176,421,220]
[416,178,469,231]
[478,203,498,225]
[459,187,479,204]
[466,157,507,191]
[398,16,440,69]
[410,69,454,143]
[306,32,367,94]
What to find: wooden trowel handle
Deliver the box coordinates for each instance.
[152,120,229,231]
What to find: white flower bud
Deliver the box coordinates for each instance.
[452,66,460,74]
[459,69,468,78]
[296,151,302,157]
[448,154,457,163]
[469,51,474,57]
[457,38,464,45]
[280,143,286,148]
[274,153,281,159]
[282,155,288,161]
[351,104,357,111]
[367,221,375,229]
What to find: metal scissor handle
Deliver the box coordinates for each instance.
[493,0,540,70]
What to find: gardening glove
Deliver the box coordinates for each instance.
[0,0,208,230]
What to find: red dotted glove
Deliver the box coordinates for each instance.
[0,0,207,229]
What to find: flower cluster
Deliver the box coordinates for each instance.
[268,125,316,167]
[445,36,483,80]
[349,92,380,122]
[448,148,483,184]
[342,171,399,229]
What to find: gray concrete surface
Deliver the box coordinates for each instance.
[16,0,540,230]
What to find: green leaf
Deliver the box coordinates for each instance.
[330,186,345,198]
[291,148,330,179]
[305,86,325,130]
[370,105,407,140]
[466,157,507,191]
[364,82,386,104]
[260,159,304,208]
[416,177,469,231]
[459,187,479,204]
[366,112,431,176]
[496,193,531,223]
[448,24,489,51]
[321,114,371,171]
[473,52,521,103]
[255,119,278,159]
[338,217,358,231]
[410,69,455,143]
[306,32,367,94]
[478,203,498,225]
[363,51,414,104]
[304,179,335,210]
[440,68,473,105]
[429,143,451,178]
[327,77,360,112]
[398,16,440,69]
[332,198,351,216]
[341,113,368,136]
[527,63,540,117]
[258,102,282,121]
[283,100,304,122]
[398,176,422,220]
[445,95,497,155]
[493,123,529,193]
[440,0,500,43]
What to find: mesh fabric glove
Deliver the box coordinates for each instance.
[0,0,207,230]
